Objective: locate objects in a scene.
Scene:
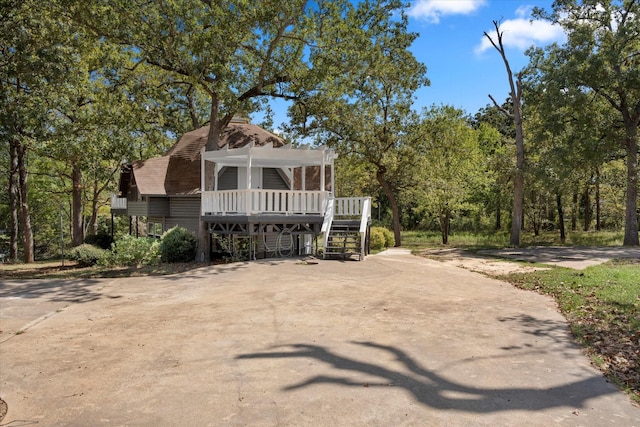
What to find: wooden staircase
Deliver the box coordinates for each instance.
[324,219,366,260]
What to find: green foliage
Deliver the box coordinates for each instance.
[530,0,640,245]
[369,228,386,251]
[68,244,108,266]
[105,235,160,266]
[286,0,428,246]
[400,230,625,250]
[370,226,394,250]
[409,105,486,243]
[381,227,394,247]
[84,232,114,250]
[506,260,640,399]
[159,226,197,263]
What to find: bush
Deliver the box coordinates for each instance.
[68,244,107,266]
[84,232,114,249]
[106,235,160,266]
[160,226,197,263]
[382,227,395,247]
[369,227,386,250]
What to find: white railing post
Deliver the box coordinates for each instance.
[321,198,335,259]
[359,197,371,260]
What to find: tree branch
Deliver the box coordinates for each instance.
[488,94,513,118]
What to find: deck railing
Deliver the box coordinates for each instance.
[321,197,371,259]
[201,189,329,216]
[110,194,127,210]
[334,197,369,218]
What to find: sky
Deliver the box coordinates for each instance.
[266,0,567,130]
[406,0,564,116]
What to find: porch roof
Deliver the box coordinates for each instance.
[201,142,338,168]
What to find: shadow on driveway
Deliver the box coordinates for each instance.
[0,278,106,303]
[238,339,616,413]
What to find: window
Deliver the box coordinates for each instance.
[148,221,163,239]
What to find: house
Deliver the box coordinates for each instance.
[111,118,371,260]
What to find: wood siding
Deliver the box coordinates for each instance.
[149,197,170,216]
[170,196,200,217]
[128,200,148,216]
[263,168,289,190]
[218,167,237,190]
[167,196,201,235]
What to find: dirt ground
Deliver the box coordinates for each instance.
[418,248,549,276]
[419,246,640,274]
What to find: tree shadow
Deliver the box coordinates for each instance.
[153,260,252,282]
[0,278,107,303]
[237,341,618,413]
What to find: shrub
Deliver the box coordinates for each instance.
[369,227,386,250]
[370,226,394,250]
[382,227,395,247]
[106,235,161,266]
[84,232,114,249]
[160,226,197,263]
[68,244,107,266]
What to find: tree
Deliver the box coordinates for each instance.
[524,47,623,242]
[68,0,417,255]
[484,21,526,246]
[412,106,485,244]
[533,0,640,245]
[286,0,429,246]
[471,102,515,230]
[0,0,74,262]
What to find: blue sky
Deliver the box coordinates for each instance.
[407,0,564,115]
[264,0,566,130]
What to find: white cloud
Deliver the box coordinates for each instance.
[515,5,531,19]
[409,0,487,24]
[475,16,566,54]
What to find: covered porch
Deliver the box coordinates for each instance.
[199,142,337,217]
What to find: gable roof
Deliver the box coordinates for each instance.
[167,123,284,161]
[131,157,170,196]
[121,122,285,197]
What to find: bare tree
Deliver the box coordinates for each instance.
[484,21,525,247]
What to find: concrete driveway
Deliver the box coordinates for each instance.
[1,252,638,426]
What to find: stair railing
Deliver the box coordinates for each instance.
[321,198,335,259]
[359,197,371,259]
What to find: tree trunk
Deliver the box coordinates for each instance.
[595,167,601,231]
[571,191,578,231]
[440,208,450,245]
[71,162,84,246]
[186,86,201,130]
[485,22,525,247]
[495,187,502,230]
[376,169,401,247]
[582,182,591,232]
[17,143,34,263]
[510,164,524,246]
[89,177,100,236]
[198,98,222,261]
[9,140,19,260]
[556,192,565,244]
[622,123,639,246]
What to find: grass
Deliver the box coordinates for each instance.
[402,229,638,402]
[503,259,640,402]
[401,229,625,250]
